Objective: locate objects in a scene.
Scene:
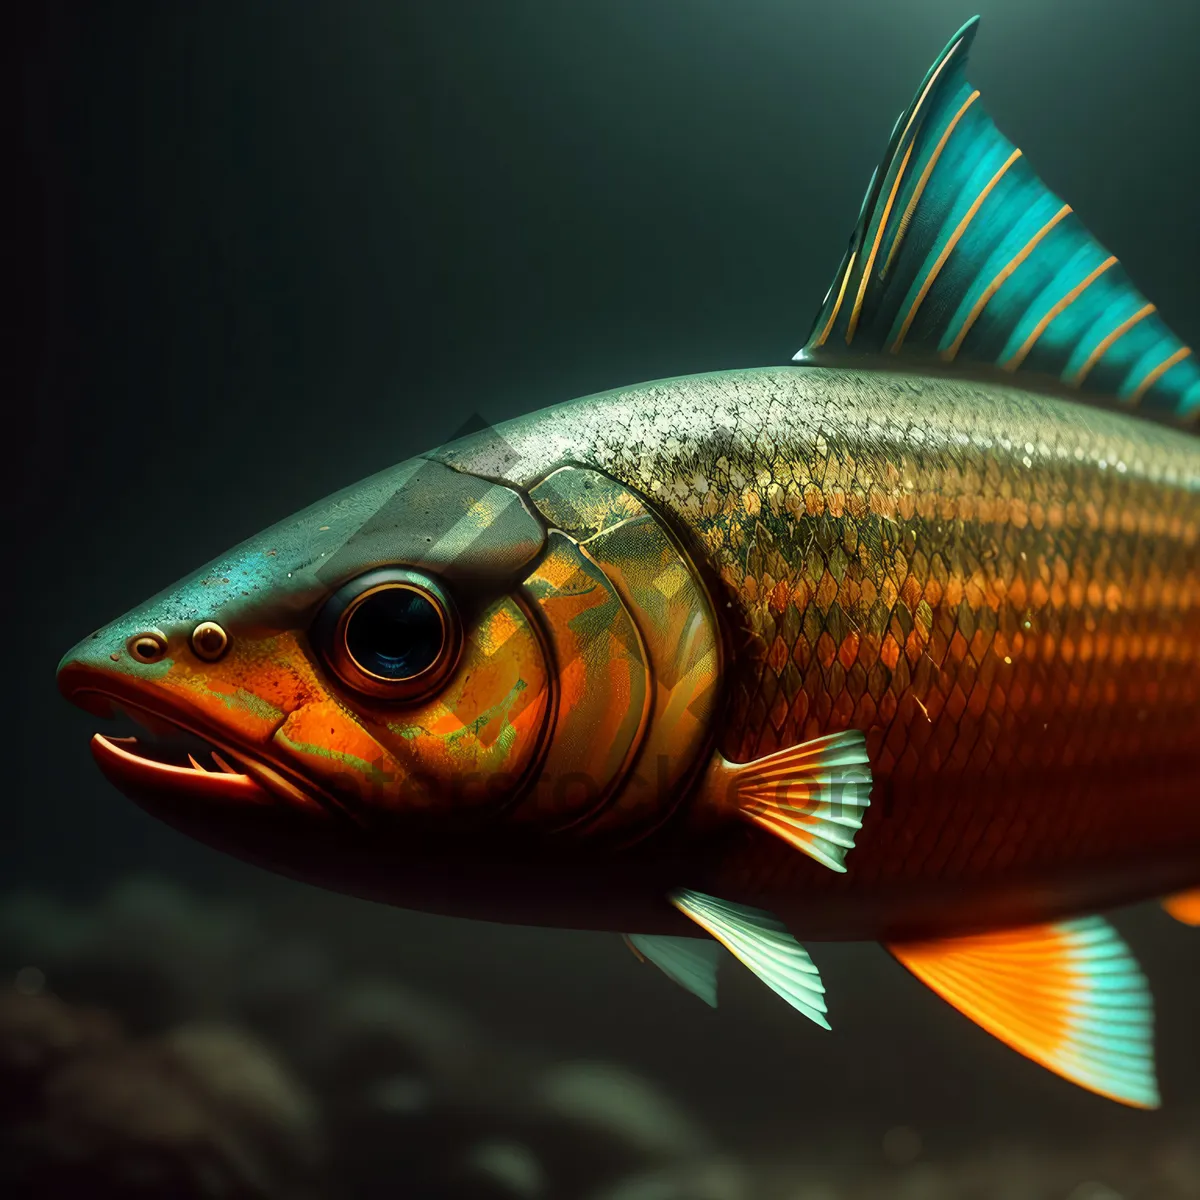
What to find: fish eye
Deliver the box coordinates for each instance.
[347,588,442,680]
[314,568,460,700]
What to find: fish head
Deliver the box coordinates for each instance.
[57,450,722,896]
[56,456,560,881]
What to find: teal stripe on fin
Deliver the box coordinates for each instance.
[1183,381,1200,419]
[669,889,829,1029]
[796,16,1199,425]
[625,933,720,1007]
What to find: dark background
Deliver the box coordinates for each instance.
[11,0,1200,1167]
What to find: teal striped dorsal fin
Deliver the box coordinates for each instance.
[795,16,1200,425]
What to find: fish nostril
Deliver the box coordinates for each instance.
[128,631,168,663]
[191,620,229,662]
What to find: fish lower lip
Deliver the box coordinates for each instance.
[99,732,248,776]
[71,690,332,818]
[90,732,275,807]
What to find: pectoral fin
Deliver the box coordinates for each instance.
[669,889,829,1029]
[889,917,1159,1109]
[714,729,872,873]
[623,934,720,1007]
[1163,889,1200,926]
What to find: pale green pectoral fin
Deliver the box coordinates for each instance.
[889,916,1159,1109]
[723,729,872,873]
[669,889,829,1029]
[797,16,1200,424]
[623,934,721,1007]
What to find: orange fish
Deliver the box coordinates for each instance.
[58,18,1199,1109]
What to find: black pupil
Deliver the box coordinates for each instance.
[345,587,443,681]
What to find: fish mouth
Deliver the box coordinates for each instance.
[64,681,337,822]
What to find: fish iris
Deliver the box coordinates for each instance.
[345,585,444,682]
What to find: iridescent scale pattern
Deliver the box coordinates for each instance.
[438,366,1200,911]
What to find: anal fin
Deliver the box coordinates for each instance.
[1163,889,1200,926]
[623,934,720,1007]
[670,889,829,1029]
[889,917,1159,1109]
[714,730,872,873]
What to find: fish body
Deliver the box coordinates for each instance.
[433,364,1200,940]
[58,18,1200,1108]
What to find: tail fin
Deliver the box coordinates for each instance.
[1163,889,1200,926]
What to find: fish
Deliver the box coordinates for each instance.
[57,16,1200,1110]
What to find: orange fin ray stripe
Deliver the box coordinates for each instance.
[723,730,873,873]
[889,917,1159,1109]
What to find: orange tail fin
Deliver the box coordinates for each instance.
[1163,889,1200,926]
[889,917,1158,1109]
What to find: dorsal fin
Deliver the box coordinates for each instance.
[796,16,1200,425]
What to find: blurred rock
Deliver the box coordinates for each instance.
[588,1158,748,1200]
[308,980,524,1198]
[0,893,86,964]
[1065,1184,1124,1200]
[0,992,320,1200]
[160,1024,323,1184]
[233,935,337,1061]
[0,988,121,1123]
[297,983,716,1197]
[518,1058,713,1188]
[315,979,496,1100]
[0,879,263,1033]
[2,878,1196,1199]
[453,1138,547,1198]
[531,1060,710,1161]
